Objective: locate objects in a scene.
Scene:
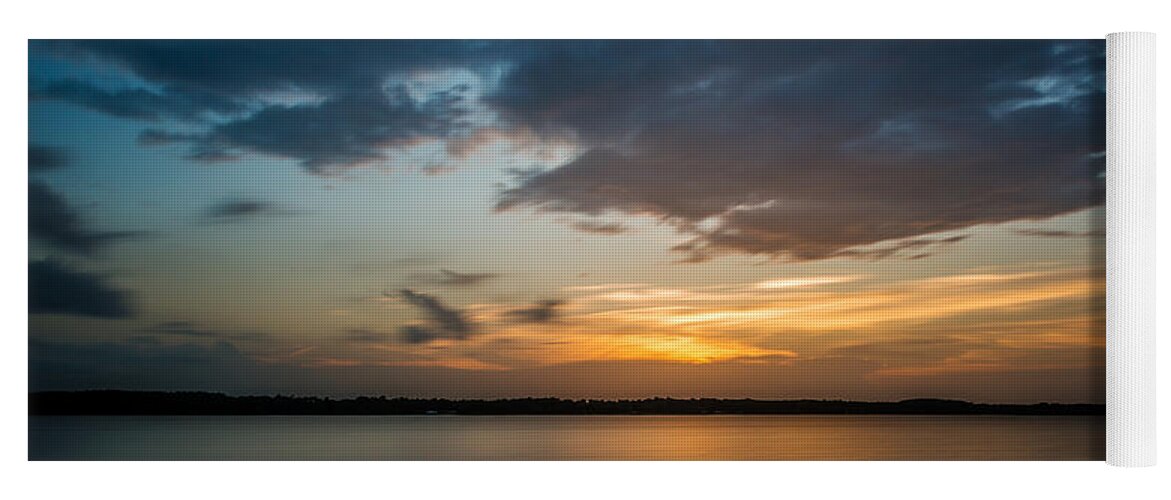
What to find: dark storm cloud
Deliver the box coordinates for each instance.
[494,40,1106,261]
[33,41,1106,260]
[507,299,565,324]
[32,40,499,171]
[36,40,486,95]
[29,182,144,255]
[29,260,133,318]
[399,289,475,343]
[29,145,68,171]
[485,40,720,140]
[191,88,470,172]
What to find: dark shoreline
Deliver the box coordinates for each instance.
[29,391,1105,416]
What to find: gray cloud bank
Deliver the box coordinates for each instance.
[32,40,1105,261]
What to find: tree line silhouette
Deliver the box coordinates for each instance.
[29,391,1106,416]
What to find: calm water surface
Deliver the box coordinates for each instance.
[29,415,1104,460]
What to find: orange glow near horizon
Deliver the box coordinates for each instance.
[307,266,1102,385]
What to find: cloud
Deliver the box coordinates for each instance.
[507,299,566,323]
[412,269,500,287]
[398,289,475,343]
[1014,228,1105,238]
[672,232,969,264]
[493,41,1106,261]
[30,78,242,122]
[36,40,483,95]
[567,268,1100,338]
[186,88,470,172]
[29,260,133,318]
[568,220,627,235]
[826,235,969,261]
[754,275,861,289]
[205,199,289,222]
[29,145,68,171]
[33,41,1105,259]
[400,325,442,344]
[136,128,196,146]
[33,40,497,172]
[29,182,145,255]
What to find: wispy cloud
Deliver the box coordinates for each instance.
[506,300,566,323]
[410,269,499,287]
[1014,228,1105,238]
[754,275,862,289]
[398,289,476,343]
[205,199,293,223]
[568,220,627,235]
[577,269,1100,333]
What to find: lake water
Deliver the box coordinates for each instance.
[29,415,1104,460]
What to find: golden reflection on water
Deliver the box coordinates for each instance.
[30,415,1104,460]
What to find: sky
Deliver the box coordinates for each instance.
[28,40,1106,403]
